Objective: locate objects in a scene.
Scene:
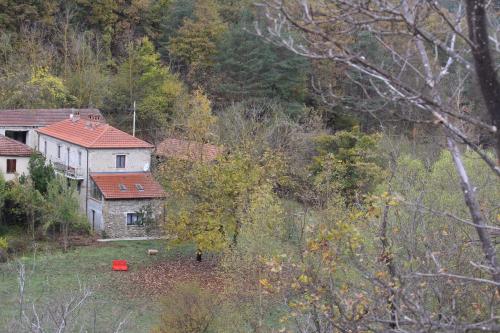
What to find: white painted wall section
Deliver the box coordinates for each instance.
[0,156,30,181]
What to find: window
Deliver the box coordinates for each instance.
[118,183,127,191]
[44,140,47,155]
[116,155,126,168]
[78,151,82,166]
[135,184,144,191]
[126,213,143,226]
[5,130,27,144]
[6,159,16,173]
[57,145,61,158]
[89,180,102,201]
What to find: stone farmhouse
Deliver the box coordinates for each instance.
[34,112,166,238]
[0,134,32,181]
[0,108,166,238]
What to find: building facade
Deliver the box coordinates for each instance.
[36,114,165,238]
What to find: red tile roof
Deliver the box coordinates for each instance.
[155,138,223,162]
[37,119,153,149]
[0,135,32,157]
[0,108,105,127]
[91,172,166,200]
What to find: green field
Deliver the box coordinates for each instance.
[0,240,197,333]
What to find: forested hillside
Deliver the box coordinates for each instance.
[0,1,499,333]
[0,0,320,139]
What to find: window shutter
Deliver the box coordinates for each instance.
[6,159,16,173]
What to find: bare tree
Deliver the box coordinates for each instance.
[10,262,130,333]
[256,0,500,331]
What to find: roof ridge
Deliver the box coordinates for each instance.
[37,118,152,149]
[88,123,111,147]
[94,124,152,146]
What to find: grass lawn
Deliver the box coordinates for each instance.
[0,240,198,332]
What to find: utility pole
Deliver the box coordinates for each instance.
[133,101,136,137]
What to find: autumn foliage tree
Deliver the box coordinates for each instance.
[161,150,286,261]
[168,0,227,83]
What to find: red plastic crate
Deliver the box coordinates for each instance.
[112,260,128,271]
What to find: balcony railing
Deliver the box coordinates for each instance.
[53,162,85,180]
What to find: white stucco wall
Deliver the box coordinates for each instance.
[87,197,104,232]
[37,133,154,227]
[37,135,152,176]
[0,156,30,181]
[37,134,89,171]
[88,148,152,173]
[37,134,90,210]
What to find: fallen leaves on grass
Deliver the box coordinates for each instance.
[112,258,225,298]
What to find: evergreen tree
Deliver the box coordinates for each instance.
[107,37,187,141]
[214,22,310,107]
[168,0,227,75]
[0,0,58,32]
[28,153,55,195]
[150,0,196,59]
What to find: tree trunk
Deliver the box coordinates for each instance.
[30,210,35,240]
[380,201,398,329]
[447,137,500,288]
[63,223,68,253]
[465,0,500,163]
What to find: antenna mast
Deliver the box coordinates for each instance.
[133,101,136,137]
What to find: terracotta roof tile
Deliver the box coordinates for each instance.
[37,118,153,149]
[0,135,32,157]
[0,108,105,127]
[155,138,222,162]
[91,172,166,200]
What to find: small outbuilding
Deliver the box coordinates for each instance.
[0,134,32,181]
[89,172,166,238]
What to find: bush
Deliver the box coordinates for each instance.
[0,236,7,250]
[154,283,218,333]
[0,237,7,263]
[7,237,29,255]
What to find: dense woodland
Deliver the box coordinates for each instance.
[0,1,500,332]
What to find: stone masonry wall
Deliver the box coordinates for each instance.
[102,199,165,238]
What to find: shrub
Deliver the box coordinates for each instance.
[0,236,7,250]
[154,283,218,333]
[0,236,8,262]
[6,237,29,255]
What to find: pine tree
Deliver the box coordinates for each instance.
[168,0,227,71]
[214,23,310,106]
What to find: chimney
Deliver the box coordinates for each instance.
[86,114,101,129]
[71,109,80,122]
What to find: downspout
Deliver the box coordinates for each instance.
[85,148,89,218]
